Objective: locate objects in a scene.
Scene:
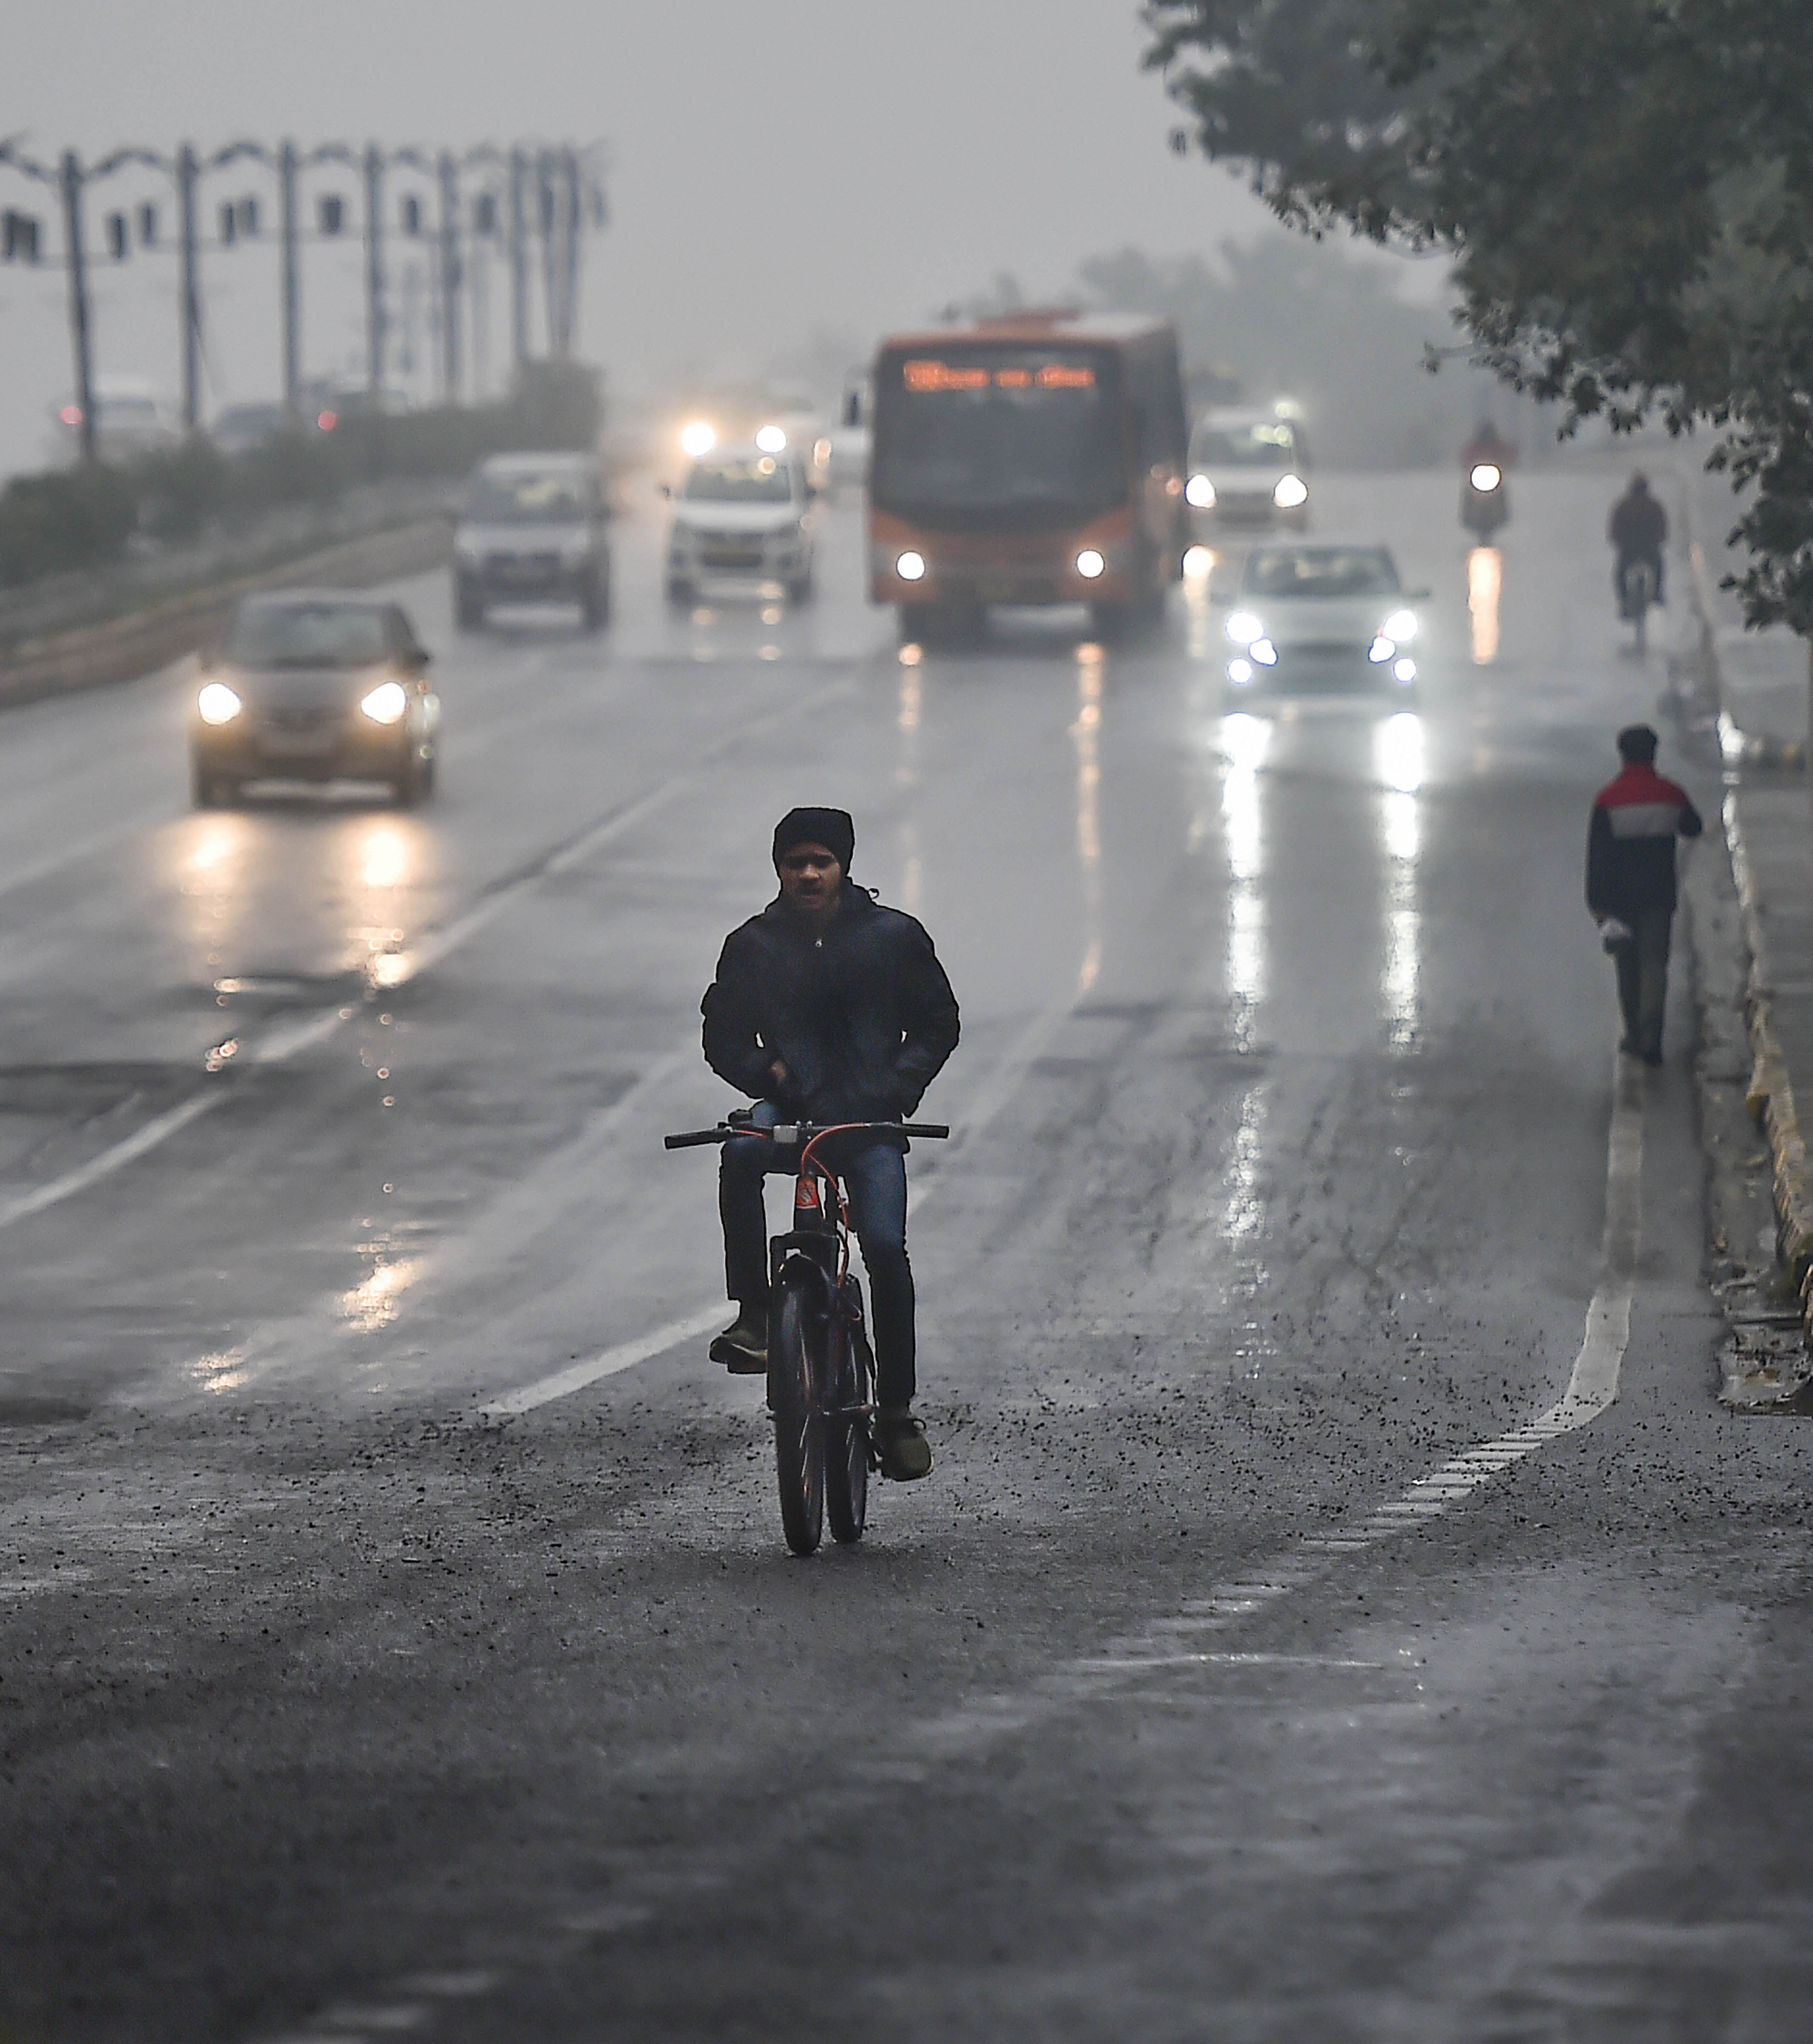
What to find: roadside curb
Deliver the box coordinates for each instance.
[1675,520,1813,1407]
[0,515,451,709]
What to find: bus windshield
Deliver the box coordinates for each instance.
[871,347,1123,527]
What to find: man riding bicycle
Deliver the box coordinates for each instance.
[1609,473,1668,615]
[701,807,960,1481]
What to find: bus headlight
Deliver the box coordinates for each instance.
[896,551,927,582]
[1185,474,1216,508]
[1273,473,1309,509]
[360,680,410,725]
[1369,636,1396,663]
[1075,549,1106,579]
[1394,657,1417,683]
[197,681,242,725]
[1227,659,1254,686]
[1250,638,1279,666]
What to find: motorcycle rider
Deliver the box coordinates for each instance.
[700,807,960,1481]
[1609,474,1668,615]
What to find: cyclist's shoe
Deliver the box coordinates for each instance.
[875,1406,933,1481]
[710,1305,768,1375]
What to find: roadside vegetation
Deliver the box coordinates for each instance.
[0,361,600,592]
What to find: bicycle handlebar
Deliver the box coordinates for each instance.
[663,1120,950,1150]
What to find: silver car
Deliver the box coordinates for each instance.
[664,445,817,605]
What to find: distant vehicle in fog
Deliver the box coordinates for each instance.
[210,402,292,456]
[454,453,612,632]
[190,591,439,808]
[664,444,817,606]
[868,311,1188,640]
[51,377,182,462]
[1460,422,1514,540]
[1222,543,1422,699]
[1185,409,1312,533]
[825,376,871,489]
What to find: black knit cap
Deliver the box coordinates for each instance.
[1617,723,1659,763]
[773,806,854,869]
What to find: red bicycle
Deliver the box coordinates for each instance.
[664,1113,948,1554]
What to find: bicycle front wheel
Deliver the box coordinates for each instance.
[771,1276,825,1556]
[825,1284,871,1547]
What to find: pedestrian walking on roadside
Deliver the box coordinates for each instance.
[1586,724,1703,1064]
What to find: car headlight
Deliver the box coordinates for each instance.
[1227,659,1254,686]
[755,424,787,454]
[1185,474,1216,509]
[196,681,242,725]
[1225,610,1264,646]
[896,550,927,582]
[1250,638,1279,666]
[1273,474,1309,509]
[1470,463,1502,492]
[1383,609,1419,642]
[1368,636,1396,663]
[1394,657,1417,683]
[360,680,410,725]
[1076,549,1106,579]
[680,420,716,457]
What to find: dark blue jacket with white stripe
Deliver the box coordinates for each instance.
[1586,762,1703,920]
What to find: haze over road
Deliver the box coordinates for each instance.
[5,474,1811,2039]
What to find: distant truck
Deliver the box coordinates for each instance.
[867,311,1188,640]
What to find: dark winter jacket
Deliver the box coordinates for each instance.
[701,883,960,1135]
[1586,762,1703,920]
[1609,491,1668,560]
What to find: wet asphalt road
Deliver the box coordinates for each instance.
[6,469,1813,2042]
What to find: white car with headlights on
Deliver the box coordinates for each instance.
[191,592,439,808]
[1186,409,1312,533]
[1222,544,1424,698]
[664,443,817,605]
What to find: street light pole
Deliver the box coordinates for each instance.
[363,143,386,400]
[279,139,300,419]
[508,146,529,381]
[437,149,461,405]
[58,150,96,461]
[176,144,203,433]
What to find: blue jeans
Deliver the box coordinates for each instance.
[719,1102,916,1407]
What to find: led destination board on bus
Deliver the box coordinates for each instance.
[902,359,1097,393]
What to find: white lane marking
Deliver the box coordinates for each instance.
[477,956,1102,1419]
[0,675,857,1237]
[0,1091,222,1232]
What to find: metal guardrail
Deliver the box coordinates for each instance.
[0,514,452,707]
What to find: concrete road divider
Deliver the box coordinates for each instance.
[0,515,451,708]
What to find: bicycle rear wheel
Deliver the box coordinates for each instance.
[771,1275,825,1556]
[825,1282,871,1546]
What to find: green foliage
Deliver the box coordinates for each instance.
[0,362,606,593]
[1145,0,1813,630]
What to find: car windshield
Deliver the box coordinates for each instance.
[684,457,794,504]
[467,470,592,522]
[1244,548,1399,599]
[1192,421,1297,470]
[227,602,389,668]
[871,346,1122,528]
[101,398,160,422]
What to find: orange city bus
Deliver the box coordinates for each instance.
[868,312,1189,637]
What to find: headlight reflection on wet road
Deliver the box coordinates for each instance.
[1468,545,1503,666]
[1374,713,1425,1052]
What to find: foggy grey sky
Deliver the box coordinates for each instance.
[0,0,1391,466]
